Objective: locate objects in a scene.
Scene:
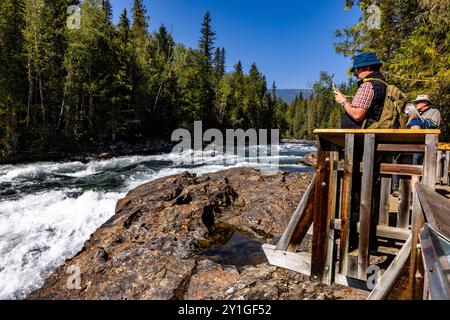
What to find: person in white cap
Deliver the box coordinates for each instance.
[392,95,441,196]
[412,94,440,129]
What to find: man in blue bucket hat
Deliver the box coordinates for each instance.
[334,52,387,129]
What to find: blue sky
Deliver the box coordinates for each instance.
[110,0,362,89]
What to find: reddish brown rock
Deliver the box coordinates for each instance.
[27,168,367,300]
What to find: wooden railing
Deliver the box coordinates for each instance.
[416,183,450,300]
[263,129,449,299]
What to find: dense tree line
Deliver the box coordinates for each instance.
[1,0,447,162]
[284,72,356,139]
[0,0,288,162]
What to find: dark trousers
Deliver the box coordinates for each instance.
[393,153,423,189]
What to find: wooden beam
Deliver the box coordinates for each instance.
[422,134,438,187]
[379,176,391,226]
[377,144,425,153]
[323,148,339,285]
[339,134,355,275]
[333,219,411,241]
[415,182,450,239]
[310,139,331,282]
[443,151,450,185]
[286,197,315,253]
[262,244,311,276]
[397,178,411,229]
[368,235,412,300]
[379,164,423,176]
[437,142,450,151]
[408,183,424,300]
[436,150,443,184]
[314,129,440,148]
[408,134,438,299]
[358,134,376,280]
[314,129,441,135]
[276,175,316,252]
[337,162,423,176]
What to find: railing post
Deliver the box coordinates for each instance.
[408,133,438,299]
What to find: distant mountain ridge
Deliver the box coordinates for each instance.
[276,89,312,104]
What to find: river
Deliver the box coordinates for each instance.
[0,141,316,299]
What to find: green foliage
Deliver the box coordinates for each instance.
[335,0,450,139]
[283,72,355,139]
[1,1,355,162]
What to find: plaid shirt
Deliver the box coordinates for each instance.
[351,82,374,110]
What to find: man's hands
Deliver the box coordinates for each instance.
[334,90,347,105]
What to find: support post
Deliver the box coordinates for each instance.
[311,138,331,282]
[397,178,411,229]
[378,175,391,226]
[339,134,355,275]
[358,134,376,280]
[408,134,438,299]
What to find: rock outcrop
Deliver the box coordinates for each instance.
[27,168,367,300]
[299,152,317,168]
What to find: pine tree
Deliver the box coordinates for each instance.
[131,0,148,39]
[198,11,216,64]
[196,11,217,128]
[112,8,133,141]
[129,0,152,135]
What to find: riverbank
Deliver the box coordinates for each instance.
[27,168,367,300]
[2,137,314,166]
[0,137,175,165]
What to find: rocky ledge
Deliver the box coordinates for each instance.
[27,168,367,300]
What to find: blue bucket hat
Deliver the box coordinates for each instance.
[350,52,382,72]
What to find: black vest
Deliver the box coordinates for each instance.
[340,72,387,129]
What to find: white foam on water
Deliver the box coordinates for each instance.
[0,142,315,299]
[0,189,122,299]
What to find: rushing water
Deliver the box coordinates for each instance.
[0,141,316,299]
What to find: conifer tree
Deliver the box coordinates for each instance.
[198,11,216,64]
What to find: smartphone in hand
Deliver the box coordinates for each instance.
[332,83,338,92]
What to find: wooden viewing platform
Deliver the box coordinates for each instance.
[264,129,450,300]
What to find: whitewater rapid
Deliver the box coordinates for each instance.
[0,142,315,299]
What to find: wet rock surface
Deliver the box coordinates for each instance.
[27,168,367,300]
